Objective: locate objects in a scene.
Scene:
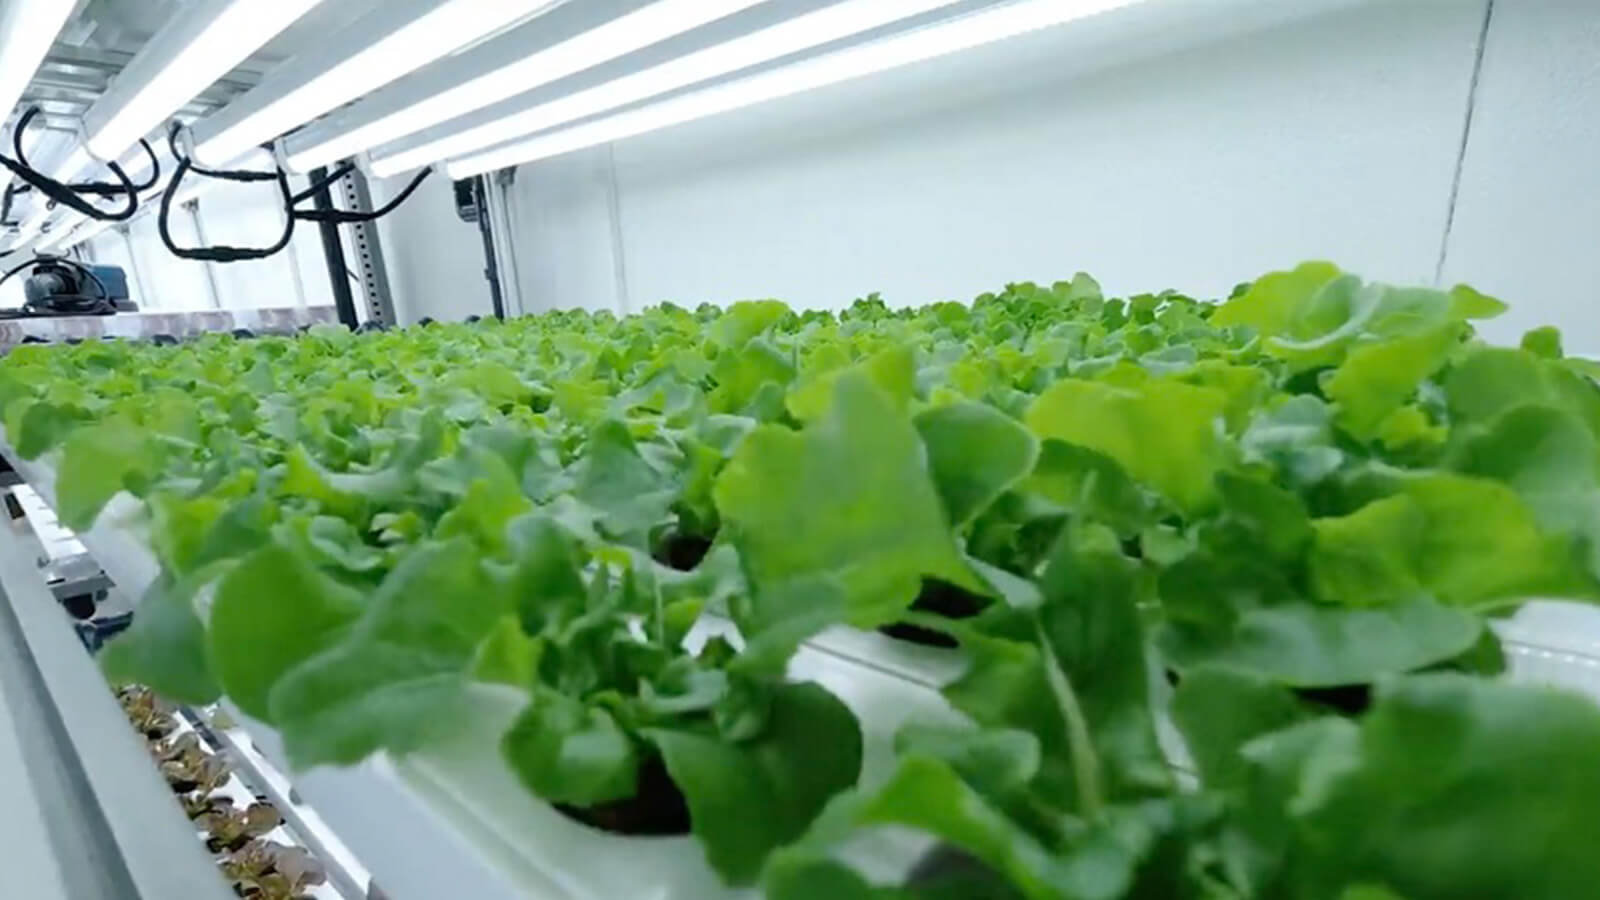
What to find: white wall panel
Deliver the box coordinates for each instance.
[371,0,1600,339]
[602,0,1481,311]
[372,174,495,323]
[507,148,625,314]
[86,231,141,307]
[126,214,213,312]
[0,251,26,309]
[197,178,304,312]
[1438,0,1600,356]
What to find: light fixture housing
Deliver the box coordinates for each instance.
[446,0,1137,178]
[191,0,565,168]
[284,0,770,174]
[82,0,330,163]
[367,0,964,178]
[0,0,76,137]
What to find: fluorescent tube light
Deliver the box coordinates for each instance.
[83,0,330,162]
[368,0,961,178]
[447,0,1137,178]
[193,0,562,168]
[285,0,769,173]
[0,1,76,136]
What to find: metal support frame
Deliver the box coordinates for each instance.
[0,530,231,900]
[185,200,224,310]
[488,169,524,317]
[472,176,506,321]
[118,226,149,310]
[308,166,359,329]
[283,232,310,309]
[335,168,397,327]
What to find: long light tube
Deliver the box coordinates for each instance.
[285,0,769,173]
[447,0,1138,178]
[192,0,561,167]
[368,0,962,178]
[0,1,76,136]
[83,0,330,163]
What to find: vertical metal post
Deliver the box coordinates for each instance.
[116,225,151,310]
[114,224,147,307]
[602,143,630,315]
[185,201,223,310]
[336,168,396,328]
[308,166,359,329]
[472,177,505,320]
[283,236,309,309]
[489,169,524,317]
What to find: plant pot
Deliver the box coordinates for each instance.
[906,844,1018,897]
[553,755,691,837]
[1167,667,1374,716]
[1292,683,1373,716]
[878,579,986,648]
[653,530,714,573]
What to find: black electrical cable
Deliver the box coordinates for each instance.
[0,107,138,222]
[73,140,161,194]
[153,121,299,262]
[47,111,438,265]
[1,183,18,225]
[158,156,297,262]
[290,161,356,205]
[9,111,159,197]
[165,126,276,183]
[12,107,34,161]
[293,166,433,225]
[0,153,138,221]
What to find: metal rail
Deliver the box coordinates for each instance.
[0,523,231,899]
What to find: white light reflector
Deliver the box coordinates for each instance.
[83,0,330,162]
[194,0,561,168]
[447,0,1136,178]
[0,1,76,140]
[286,0,769,173]
[369,0,961,178]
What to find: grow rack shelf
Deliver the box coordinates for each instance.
[3,426,1599,899]
[0,428,966,900]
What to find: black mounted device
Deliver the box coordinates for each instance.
[0,256,136,317]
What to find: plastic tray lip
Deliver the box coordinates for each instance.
[0,429,960,900]
[11,411,1600,672]
[13,424,1600,899]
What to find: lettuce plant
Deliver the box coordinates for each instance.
[4,262,1598,893]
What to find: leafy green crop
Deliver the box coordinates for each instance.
[4,262,1599,896]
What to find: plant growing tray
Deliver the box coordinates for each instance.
[0,430,963,900]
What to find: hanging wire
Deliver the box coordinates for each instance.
[0,107,141,222]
